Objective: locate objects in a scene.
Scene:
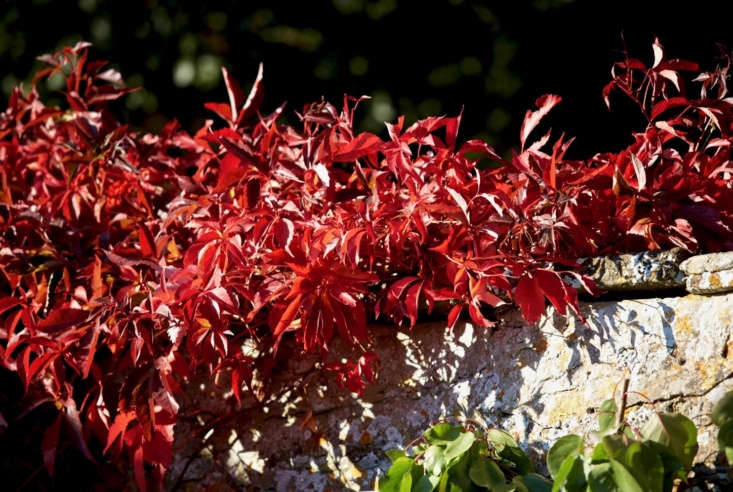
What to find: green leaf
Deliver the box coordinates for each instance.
[712,391,733,427]
[386,449,407,462]
[425,423,462,445]
[446,450,475,491]
[514,473,552,492]
[641,413,698,469]
[624,441,663,492]
[443,432,476,464]
[586,463,618,492]
[646,441,686,488]
[718,419,733,464]
[608,459,644,492]
[487,429,534,473]
[590,442,608,463]
[550,455,587,492]
[414,474,440,492]
[438,470,449,492]
[468,458,505,487]
[600,435,626,462]
[424,445,445,476]
[596,399,618,437]
[379,457,415,492]
[547,434,584,478]
[399,470,413,492]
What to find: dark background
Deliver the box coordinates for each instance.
[2,0,733,158]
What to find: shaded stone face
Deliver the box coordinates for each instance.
[581,248,688,291]
[167,291,733,491]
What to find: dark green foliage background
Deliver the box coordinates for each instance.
[1,0,732,156]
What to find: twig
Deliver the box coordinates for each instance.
[616,377,630,431]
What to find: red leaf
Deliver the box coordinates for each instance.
[630,153,646,191]
[405,281,423,328]
[331,132,383,162]
[535,269,567,315]
[204,102,234,122]
[245,177,260,209]
[104,411,136,454]
[650,96,689,120]
[215,152,248,192]
[41,413,63,476]
[520,94,561,151]
[37,308,89,333]
[139,224,157,258]
[91,256,104,300]
[514,274,545,324]
[222,66,244,121]
[236,62,264,125]
[388,276,420,300]
[63,398,96,464]
[273,293,303,338]
[0,296,22,316]
[447,304,462,331]
[133,445,146,492]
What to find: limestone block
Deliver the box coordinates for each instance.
[167,293,733,491]
[686,269,733,294]
[680,251,733,275]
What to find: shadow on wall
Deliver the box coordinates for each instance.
[166,292,732,491]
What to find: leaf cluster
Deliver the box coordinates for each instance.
[0,39,732,489]
[382,390,733,492]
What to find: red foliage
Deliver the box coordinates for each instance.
[0,40,731,488]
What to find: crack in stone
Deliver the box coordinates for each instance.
[627,370,733,409]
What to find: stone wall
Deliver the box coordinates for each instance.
[166,252,733,491]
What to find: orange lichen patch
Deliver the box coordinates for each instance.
[709,273,722,288]
[694,357,732,389]
[672,314,694,339]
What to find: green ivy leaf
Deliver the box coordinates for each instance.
[379,457,415,492]
[443,432,476,465]
[468,457,505,487]
[718,419,733,464]
[713,392,733,427]
[487,429,534,473]
[596,399,618,437]
[547,434,584,478]
[425,423,462,445]
[641,413,698,469]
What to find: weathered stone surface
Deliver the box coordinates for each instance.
[686,269,733,294]
[680,251,733,275]
[167,292,733,491]
[582,248,687,291]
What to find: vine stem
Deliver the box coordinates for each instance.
[616,377,630,431]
